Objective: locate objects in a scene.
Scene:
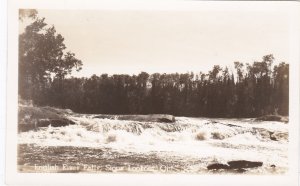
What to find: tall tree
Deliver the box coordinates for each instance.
[19,14,82,104]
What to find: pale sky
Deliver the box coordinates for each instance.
[23,8,290,77]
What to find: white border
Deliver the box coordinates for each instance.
[1,0,8,185]
[6,1,300,186]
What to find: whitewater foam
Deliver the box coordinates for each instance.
[18,115,288,166]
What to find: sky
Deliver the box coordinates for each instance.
[21,8,290,77]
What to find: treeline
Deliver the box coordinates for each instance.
[26,55,288,118]
[19,10,289,117]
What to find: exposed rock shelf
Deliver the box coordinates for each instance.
[18,105,75,132]
[207,160,263,172]
[94,114,175,123]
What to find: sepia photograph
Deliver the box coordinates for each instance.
[5,1,300,186]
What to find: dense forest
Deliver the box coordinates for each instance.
[19,10,289,118]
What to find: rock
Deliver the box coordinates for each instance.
[256,115,288,123]
[270,132,288,141]
[48,119,75,127]
[207,160,263,171]
[119,114,175,123]
[93,115,115,120]
[236,168,247,173]
[36,119,51,127]
[207,163,229,170]
[18,118,75,132]
[254,128,288,141]
[227,160,263,169]
[18,124,36,132]
[224,123,241,128]
[157,115,175,123]
[280,117,289,123]
[18,105,76,132]
[270,164,276,168]
[211,132,225,140]
[94,114,175,123]
[254,128,272,140]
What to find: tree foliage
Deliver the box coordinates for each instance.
[19,15,82,102]
[26,55,288,117]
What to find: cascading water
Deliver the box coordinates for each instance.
[18,113,288,174]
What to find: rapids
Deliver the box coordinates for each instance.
[18,114,288,174]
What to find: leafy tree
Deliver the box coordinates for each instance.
[19,13,82,104]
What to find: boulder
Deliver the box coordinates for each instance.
[44,118,75,127]
[156,115,175,123]
[227,160,263,169]
[207,160,263,171]
[19,118,75,132]
[256,115,288,123]
[254,128,288,141]
[18,105,76,132]
[207,163,229,170]
[254,128,272,140]
[270,132,288,141]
